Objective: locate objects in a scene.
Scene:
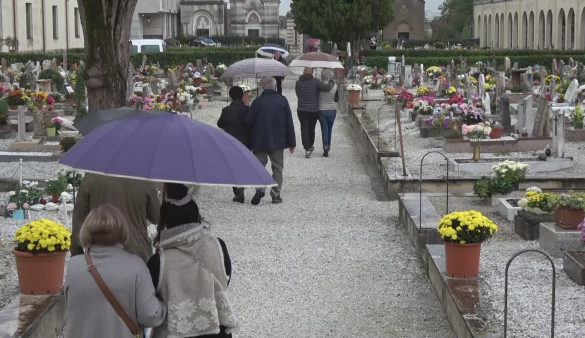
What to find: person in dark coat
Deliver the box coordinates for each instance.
[247,77,296,205]
[218,86,252,203]
[295,67,334,158]
[273,50,287,95]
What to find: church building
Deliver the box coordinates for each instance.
[382,0,425,41]
[180,0,280,38]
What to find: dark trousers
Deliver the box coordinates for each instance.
[297,111,318,151]
[275,77,283,95]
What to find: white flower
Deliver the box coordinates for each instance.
[8,191,15,196]
[518,198,528,208]
[526,186,542,193]
[66,184,74,191]
[20,189,28,194]
[239,84,251,92]
[346,83,362,91]
[60,191,69,200]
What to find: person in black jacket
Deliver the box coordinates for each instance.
[218,86,251,203]
[247,77,296,205]
[273,50,287,95]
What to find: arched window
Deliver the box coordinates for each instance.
[558,9,566,50]
[245,11,262,37]
[193,14,212,37]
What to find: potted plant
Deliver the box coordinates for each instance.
[346,83,362,108]
[515,187,556,240]
[7,189,30,219]
[437,210,498,278]
[13,218,71,294]
[550,191,585,229]
[566,105,585,142]
[47,117,62,137]
[5,88,25,109]
[462,123,492,161]
[489,121,504,139]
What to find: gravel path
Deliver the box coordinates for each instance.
[192,79,453,337]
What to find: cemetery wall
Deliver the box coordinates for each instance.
[473,0,585,50]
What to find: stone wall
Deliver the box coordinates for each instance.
[382,0,426,41]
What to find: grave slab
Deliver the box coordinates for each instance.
[449,156,573,174]
[514,210,555,240]
[539,223,585,258]
[8,141,61,152]
[0,151,61,162]
[563,251,585,285]
[0,294,65,338]
[443,136,552,153]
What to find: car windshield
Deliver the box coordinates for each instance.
[141,45,161,53]
[130,45,138,54]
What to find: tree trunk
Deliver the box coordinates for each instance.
[78,0,138,110]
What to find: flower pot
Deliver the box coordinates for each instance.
[13,249,66,294]
[12,209,25,219]
[489,127,504,139]
[554,207,585,229]
[348,90,361,108]
[46,127,56,137]
[445,242,481,278]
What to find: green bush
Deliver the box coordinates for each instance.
[0,99,8,125]
[473,176,492,198]
[39,68,65,92]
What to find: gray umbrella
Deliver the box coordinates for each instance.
[75,107,165,135]
[220,57,291,80]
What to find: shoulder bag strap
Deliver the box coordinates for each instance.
[84,248,140,336]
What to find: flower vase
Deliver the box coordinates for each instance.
[348,90,361,108]
[46,127,56,137]
[12,209,25,219]
[444,242,481,278]
[472,143,481,161]
[554,207,585,229]
[13,250,66,294]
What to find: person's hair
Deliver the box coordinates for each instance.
[229,86,244,101]
[79,204,129,248]
[261,77,277,91]
[303,67,313,75]
[160,183,201,229]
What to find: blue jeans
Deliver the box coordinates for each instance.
[318,110,337,146]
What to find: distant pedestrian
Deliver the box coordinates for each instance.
[295,67,334,158]
[218,86,252,203]
[318,69,338,157]
[71,174,160,262]
[247,77,296,204]
[273,50,287,95]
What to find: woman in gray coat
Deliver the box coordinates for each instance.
[64,204,166,338]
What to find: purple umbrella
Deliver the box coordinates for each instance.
[59,114,276,188]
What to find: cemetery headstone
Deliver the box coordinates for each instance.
[521,72,531,91]
[505,57,511,71]
[523,95,535,135]
[42,60,52,70]
[532,96,550,137]
[539,67,547,93]
[552,59,558,75]
[562,65,572,79]
[501,96,513,133]
[479,74,486,101]
[513,62,518,69]
[405,65,412,88]
[17,106,26,142]
[564,79,579,104]
[1,58,7,71]
[550,76,556,94]
[167,70,178,91]
[559,60,566,73]
[551,106,565,156]
[51,58,58,68]
[483,93,491,115]
[570,57,575,67]
[141,55,147,68]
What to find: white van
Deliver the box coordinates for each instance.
[130,39,165,53]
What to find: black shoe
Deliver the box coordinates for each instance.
[305,150,311,158]
[272,195,283,204]
[323,145,330,157]
[270,187,282,203]
[232,194,244,203]
[251,191,265,205]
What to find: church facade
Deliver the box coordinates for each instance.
[179,0,280,38]
[382,0,426,41]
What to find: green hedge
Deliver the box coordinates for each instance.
[379,39,480,50]
[363,55,585,70]
[0,52,85,66]
[177,35,286,48]
[361,49,585,58]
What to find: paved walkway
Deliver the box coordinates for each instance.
[194,79,453,337]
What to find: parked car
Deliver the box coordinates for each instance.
[130,39,165,53]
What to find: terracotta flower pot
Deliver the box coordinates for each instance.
[444,242,481,278]
[348,90,361,108]
[554,207,585,229]
[13,249,66,294]
[489,127,504,139]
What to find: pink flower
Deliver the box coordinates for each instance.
[22,203,29,209]
[7,202,17,211]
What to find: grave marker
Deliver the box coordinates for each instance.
[505,57,511,71]
[532,96,550,137]
[552,59,558,75]
[17,106,26,141]
[501,96,513,133]
[479,74,486,101]
[564,79,579,104]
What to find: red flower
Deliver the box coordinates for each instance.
[46,95,56,104]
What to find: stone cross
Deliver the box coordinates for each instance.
[550,76,556,94]
[505,57,511,71]
[405,65,412,88]
[17,106,26,141]
[501,96,512,133]
[552,59,558,75]
[564,79,579,104]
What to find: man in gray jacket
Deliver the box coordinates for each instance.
[295,67,334,158]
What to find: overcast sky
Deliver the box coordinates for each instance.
[279,0,444,19]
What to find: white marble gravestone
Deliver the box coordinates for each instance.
[550,107,566,157]
[564,79,579,104]
[483,93,491,115]
[479,74,486,100]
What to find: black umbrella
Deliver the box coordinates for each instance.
[75,107,165,135]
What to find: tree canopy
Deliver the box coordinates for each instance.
[432,0,474,40]
[291,0,394,45]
